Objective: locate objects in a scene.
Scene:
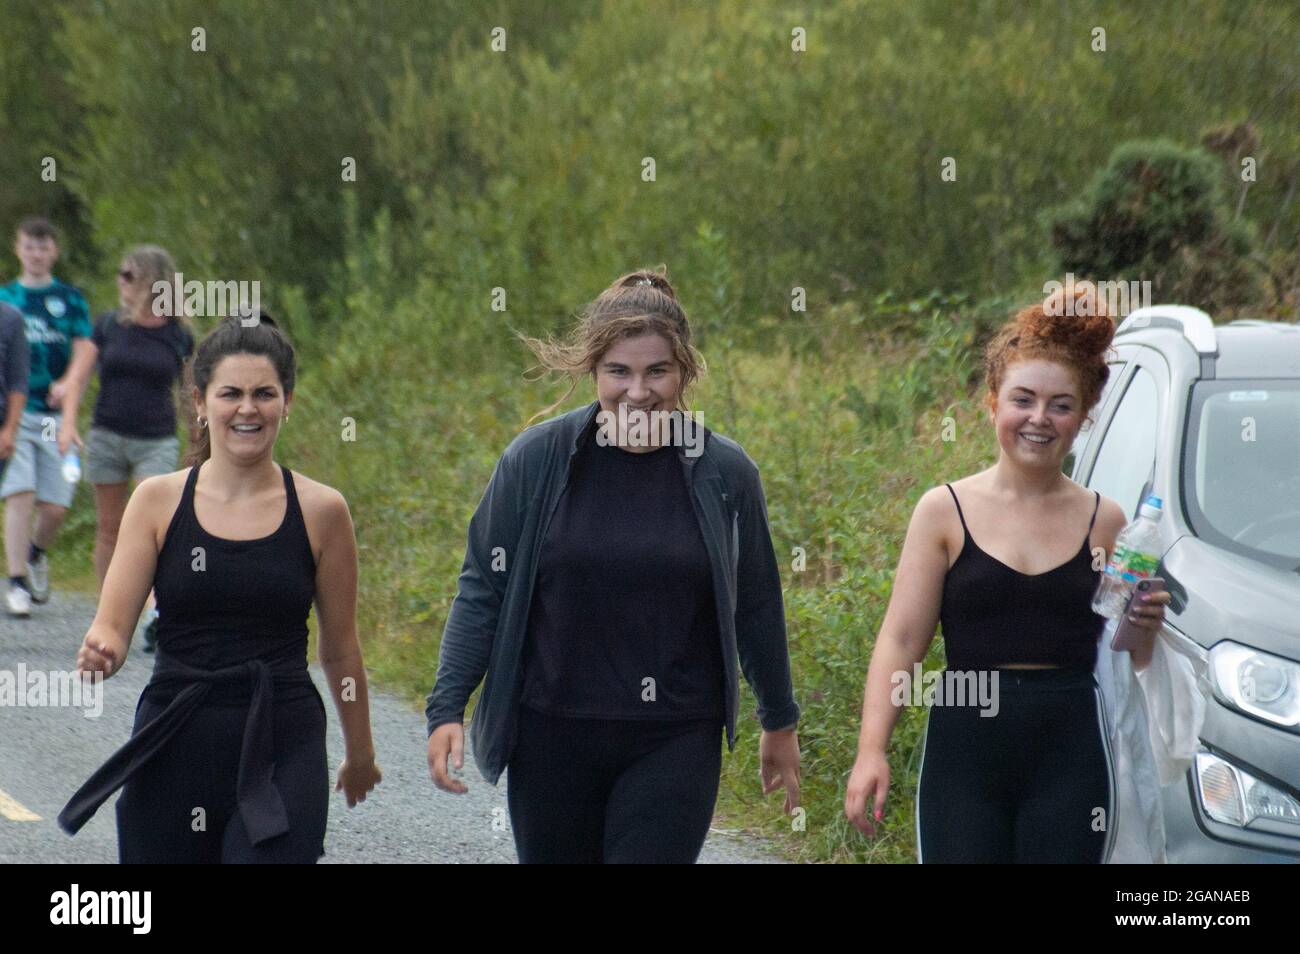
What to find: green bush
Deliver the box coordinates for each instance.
[23,0,1295,329]
[1049,139,1261,313]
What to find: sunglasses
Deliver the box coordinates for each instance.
[117,268,134,282]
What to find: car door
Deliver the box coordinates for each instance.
[1079,346,1171,519]
[1068,347,1137,483]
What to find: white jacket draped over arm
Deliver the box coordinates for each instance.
[1094,620,1213,863]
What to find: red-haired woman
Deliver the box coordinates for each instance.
[844,284,1171,862]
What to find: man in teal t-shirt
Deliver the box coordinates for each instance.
[0,217,95,617]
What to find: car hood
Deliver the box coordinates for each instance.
[1162,535,1300,661]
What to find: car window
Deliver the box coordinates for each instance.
[1187,382,1300,563]
[1087,365,1158,517]
[1065,361,1127,476]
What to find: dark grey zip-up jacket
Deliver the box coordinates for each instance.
[425,400,800,784]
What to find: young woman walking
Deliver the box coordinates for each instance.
[85,245,195,649]
[844,286,1171,863]
[426,269,801,863]
[61,315,380,862]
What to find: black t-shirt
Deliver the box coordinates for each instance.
[520,428,725,721]
[91,311,194,439]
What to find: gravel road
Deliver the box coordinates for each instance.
[0,591,786,863]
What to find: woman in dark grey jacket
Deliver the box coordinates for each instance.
[425,268,801,863]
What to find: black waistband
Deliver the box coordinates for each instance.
[942,666,1097,690]
[58,650,314,845]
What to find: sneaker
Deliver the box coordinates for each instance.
[6,583,31,617]
[26,551,50,604]
[137,608,160,654]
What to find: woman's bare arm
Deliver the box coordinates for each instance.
[854,487,953,757]
[312,488,376,765]
[75,477,163,677]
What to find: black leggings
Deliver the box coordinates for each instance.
[115,690,328,864]
[916,668,1112,863]
[506,706,724,863]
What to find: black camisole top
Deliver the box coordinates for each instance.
[152,460,318,674]
[938,483,1106,671]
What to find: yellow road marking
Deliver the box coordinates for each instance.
[0,788,42,821]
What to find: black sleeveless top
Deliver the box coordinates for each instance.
[58,460,321,845]
[152,461,318,673]
[939,483,1106,671]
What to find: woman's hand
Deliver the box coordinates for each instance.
[335,757,382,807]
[1126,587,1171,631]
[844,750,891,836]
[427,722,468,794]
[1123,587,1171,670]
[759,728,801,813]
[75,632,126,680]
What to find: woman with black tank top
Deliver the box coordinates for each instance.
[84,246,195,652]
[60,314,381,863]
[844,284,1171,863]
[425,269,802,863]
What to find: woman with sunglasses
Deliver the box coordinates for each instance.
[84,247,195,650]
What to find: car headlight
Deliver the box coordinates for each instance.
[1195,751,1300,830]
[1208,642,1300,728]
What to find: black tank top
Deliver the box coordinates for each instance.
[152,461,317,673]
[939,483,1105,671]
[58,461,321,843]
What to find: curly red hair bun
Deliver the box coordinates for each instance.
[984,281,1116,414]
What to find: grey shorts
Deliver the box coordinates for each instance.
[84,426,181,485]
[0,410,76,507]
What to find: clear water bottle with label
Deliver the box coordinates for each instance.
[62,450,81,484]
[1092,494,1163,618]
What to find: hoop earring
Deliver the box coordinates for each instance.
[197,415,208,429]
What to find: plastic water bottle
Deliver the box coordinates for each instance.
[62,450,81,484]
[1092,494,1163,618]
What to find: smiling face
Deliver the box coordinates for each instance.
[195,353,291,462]
[14,233,58,282]
[593,333,685,452]
[595,332,682,414]
[990,359,1086,470]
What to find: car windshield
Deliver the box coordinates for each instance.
[1185,381,1300,567]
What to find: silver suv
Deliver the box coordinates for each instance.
[1068,305,1300,862]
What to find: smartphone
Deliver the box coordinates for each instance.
[1111,577,1166,652]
